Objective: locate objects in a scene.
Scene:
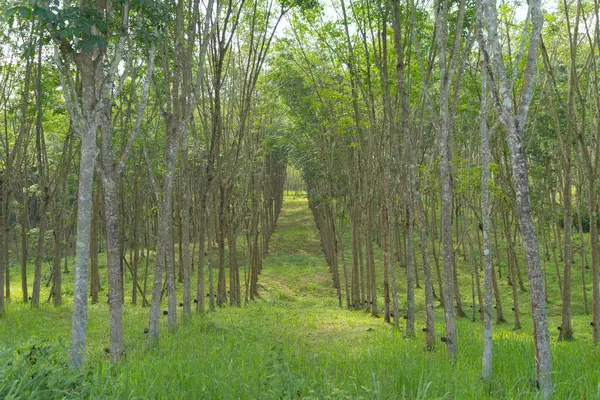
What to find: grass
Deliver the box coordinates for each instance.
[1,194,600,398]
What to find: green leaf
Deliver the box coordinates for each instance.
[82,36,107,53]
[17,6,31,19]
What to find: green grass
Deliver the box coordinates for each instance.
[1,194,600,399]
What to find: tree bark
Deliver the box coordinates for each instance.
[68,127,97,370]
[20,186,28,303]
[480,71,493,380]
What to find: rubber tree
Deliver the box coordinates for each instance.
[478,0,552,394]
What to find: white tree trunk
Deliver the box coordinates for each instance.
[68,125,97,370]
[479,71,493,380]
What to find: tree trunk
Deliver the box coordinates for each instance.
[405,198,415,336]
[91,188,100,305]
[196,210,206,312]
[0,180,6,315]
[217,188,227,306]
[31,196,47,308]
[504,213,521,329]
[228,217,240,307]
[381,192,393,322]
[20,188,28,303]
[102,171,125,363]
[52,218,62,307]
[68,129,97,370]
[181,137,192,318]
[480,71,493,379]
[149,130,179,342]
[576,184,588,314]
[31,35,47,309]
[559,48,576,340]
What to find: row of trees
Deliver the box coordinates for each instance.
[0,0,298,370]
[272,0,600,397]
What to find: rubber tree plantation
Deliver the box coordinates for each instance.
[0,0,599,398]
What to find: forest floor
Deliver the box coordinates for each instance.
[1,195,599,399]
